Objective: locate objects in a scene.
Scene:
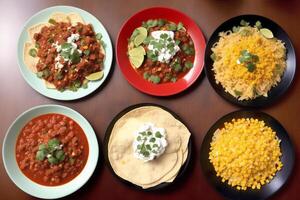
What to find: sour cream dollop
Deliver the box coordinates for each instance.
[147,30,180,63]
[133,123,168,162]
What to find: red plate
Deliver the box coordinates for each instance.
[116,7,206,96]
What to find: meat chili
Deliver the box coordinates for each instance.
[128,19,195,84]
[15,113,89,186]
[30,19,105,91]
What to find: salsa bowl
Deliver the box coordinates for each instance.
[2,104,99,199]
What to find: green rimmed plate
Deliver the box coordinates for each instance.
[2,104,99,199]
[17,6,113,100]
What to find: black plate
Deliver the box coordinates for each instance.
[204,15,296,107]
[103,103,192,191]
[200,110,295,200]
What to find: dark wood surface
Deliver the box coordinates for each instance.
[0,0,299,199]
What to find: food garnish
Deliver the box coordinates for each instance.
[211,19,286,100]
[133,123,167,162]
[127,19,195,84]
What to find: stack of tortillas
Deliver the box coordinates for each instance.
[108,106,190,189]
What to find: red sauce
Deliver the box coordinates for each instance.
[129,19,195,84]
[15,114,89,186]
[33,21,104,91]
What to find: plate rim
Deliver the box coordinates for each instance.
[116,6,206,96]
[200,109,295,200]
[204,14,296,107]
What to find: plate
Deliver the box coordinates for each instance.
[200,110,295,200]
[17,6,113,100]
[204,15,296,107]
[2,104,99,199]
[103,103,192,191]
[116,7,206,96]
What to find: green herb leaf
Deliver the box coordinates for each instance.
[48,156,59,164]
[143,72,150,80]
[36,150,46,161]
[255,21,262,29]
[240,19,250,26]
[146,144,152,150]
[37,71,43,78]
[35,43,40,49]
[48,138,60,152]
[232,26,240,33]
[47,38,54,44]
[155,131,162,138]
[83,49,90,56]
[210,53,217,61]
[96,33,102,40]
[29,48,37,57]
[184,61,193,69]
[246,63,256,72]
[234,90,243,96]
[171,77,177,83]
[137,136,141,141]
[149,75,161,84]
[55,150,65,162]
[160,33,168,39]
[55,71,63,80]
[61,43,72,50]
[177,22,184,30]
[70,50,81,64]
[48,18,56,25]
[69,158,75,165]
[157,19,166,27]
[173,63,182,72]
[167,23,177,31]
[149,138,156,143]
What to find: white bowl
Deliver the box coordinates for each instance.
[2,104,99,199]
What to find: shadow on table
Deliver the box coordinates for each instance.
[61,134,105,200]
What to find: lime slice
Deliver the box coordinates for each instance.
[260,28,273,39]
[128,46,146,57]
[136,27,147,37]
[85,71,104,81]
[134,34,147,47]
[129,54,144,68]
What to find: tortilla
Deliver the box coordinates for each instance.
[108,106,191,188]
[49,12,69,23]
[67,13,85,25]
[28,23,50,42]
[23,42,39,73]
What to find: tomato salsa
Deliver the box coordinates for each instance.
[29,19,105,91]
[127,19,195,84]
[15,113,89,186]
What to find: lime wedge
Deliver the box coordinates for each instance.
[260,28,273,39]
[85,71,104,81]
[130,55,144,68]
[134,34,146,47]
[128,46,146,57]
[136,27,147,37]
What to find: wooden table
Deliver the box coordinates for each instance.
[0,0,299,199]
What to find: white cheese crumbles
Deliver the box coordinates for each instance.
[52,33,82,70]
[148,30,180,63]
[132,123,168,162]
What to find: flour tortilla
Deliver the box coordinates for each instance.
[67,13,85,25]
[24,42,39,73]
[49,12,69,23]
[27,23,49,41]
[108,106,191,188]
